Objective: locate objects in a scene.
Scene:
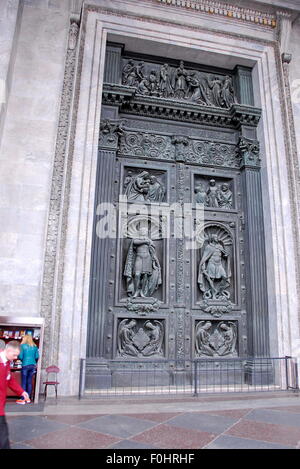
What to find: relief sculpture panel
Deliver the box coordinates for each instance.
[195,320,238,357]
[124,226,162,299]
[117,318,165,358]
[197,225,233,302]
[194,177,233,209]
[121,59,236,109]
[123,169,166,203]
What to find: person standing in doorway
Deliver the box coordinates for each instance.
[0,341,29,449]
[16,334,39,405]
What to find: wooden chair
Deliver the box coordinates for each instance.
[43,366,60,400]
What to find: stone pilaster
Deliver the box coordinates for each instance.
[238,136,270,358]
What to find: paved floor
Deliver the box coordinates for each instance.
[5,391,300,449]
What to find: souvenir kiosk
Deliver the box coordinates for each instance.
[0,317,44,403]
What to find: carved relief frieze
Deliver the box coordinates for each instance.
[119,131,175,160]
[121,59,236,109]
[187,140,238,168]
[119,129,238,169]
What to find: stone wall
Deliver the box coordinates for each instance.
[0,0,70,317]
[290,15,300,157]
[0,0,299,394]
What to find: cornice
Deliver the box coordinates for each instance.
[156,0,280,28]
[102,83,261,129]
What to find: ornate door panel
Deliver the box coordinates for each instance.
[85,45,269,387]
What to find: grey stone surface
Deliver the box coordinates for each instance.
[8,415,68,442]
[167,412,237,434]
[245,408,300,427]
[205,434,294,449]
[77,414,156,438]
[108,439,157,449]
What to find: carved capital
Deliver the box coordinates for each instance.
[68,21,79,50]
[99,119,124,150]
[171,135,189,161]
[282,53,292,65]
[237,136,260,169]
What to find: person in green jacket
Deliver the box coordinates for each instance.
[16,334,39,404]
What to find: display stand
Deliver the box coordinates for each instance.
[0,316,44,404]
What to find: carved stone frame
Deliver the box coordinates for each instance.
[42,3,300,394]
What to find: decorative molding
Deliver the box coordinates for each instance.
[103,84,261,129]
[156,0,277,27]
[119,130,175,160]
[126,297,162,314]
[68,21,79,50]
[118,126,238,168]
[40,20,80,367]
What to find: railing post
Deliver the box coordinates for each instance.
[193,360,198,397]
[294,360,299,391]
[285,356,290,389]
[79,358,86,399]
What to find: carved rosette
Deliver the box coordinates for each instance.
[119,131,174,160]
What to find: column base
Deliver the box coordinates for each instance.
[244,359,274,386]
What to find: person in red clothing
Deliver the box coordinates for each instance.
[0,341,29,449]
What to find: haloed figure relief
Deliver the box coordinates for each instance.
[124,171,165,202]
[194,179,233,209]
[198,233,231,300]
[195,321,237,357]
[117,319,164,357]
[124,227,162,299]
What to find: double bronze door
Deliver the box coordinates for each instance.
[87,130,246,363]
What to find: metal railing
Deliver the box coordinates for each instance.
[79,356,299,398]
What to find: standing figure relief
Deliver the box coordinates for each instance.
[124,227,162,299]
[198,233,231,301]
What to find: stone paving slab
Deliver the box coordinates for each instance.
[205,434,294,450]
[4,392,300,449]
